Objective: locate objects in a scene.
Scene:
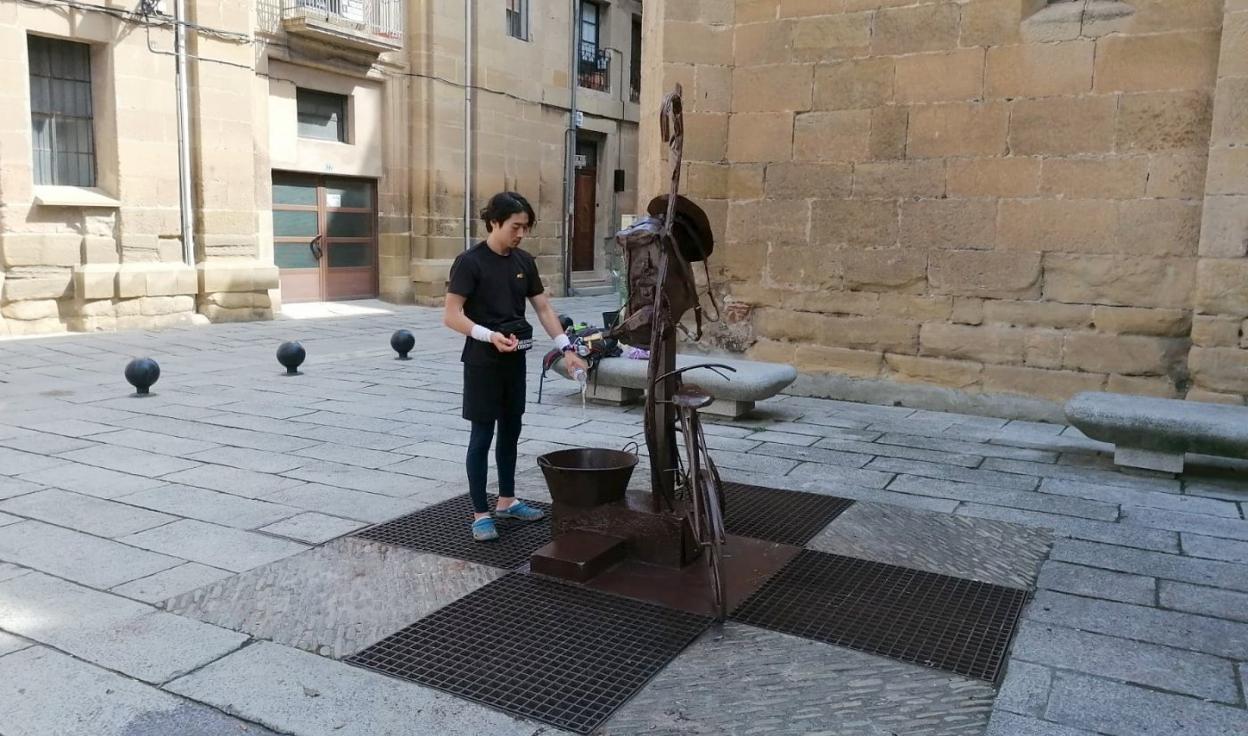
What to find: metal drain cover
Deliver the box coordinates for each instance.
[354,494,552,569]
[732,549,1029,683]
[346,573,710,734]
[722,481,854,546]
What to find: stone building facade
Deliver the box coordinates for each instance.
[0,0,642,336]
[640,0,1248,414]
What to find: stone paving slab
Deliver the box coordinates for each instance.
[0,446,66,476]
[979,458,1180,493]
[58,444,202,478]
[994,660,1051,719]
[816,435,986,467]
[165,538,503,659]
[0,646,281,736]
[887,474,1121,522]
[1011,620,1240,703]
[0,429,99,455]
[289,443,407,470]
[1051,539,1248,592]
[1040,477,1241,517]
[261,483,426,524]
[89,429,223,458]
[161,464,308,499]
[876,432,1060,463]
[122,519,309,573]
[1122,505,1248,542]
[1181,533,1248,565]
[1044,671,1248,736]
[956,503,1178,553]
[184,445,312,474]
[165,641,549,736]
[117,484,301,529]
[0,476,44,500]
[111,562,236,605]
[383,455,469,482]
[258,512,366,544]
[282,461,432,497]
[785,460,895,488]
[17,462,167,499]
[0,630,32,657]
[984,711,1100,736]
[869,457,1048,491]
[749,440,875,468]
[603,623,994,736]
[1159,581,1248,624]
[122,414,320,453]
[0,520,181,588]
[1024,590,1248,660]
[0,572,246,684]
[808,501,1052,589]
[0,488,177,538]
[0,561,28,582]
[1035,560,1157,606]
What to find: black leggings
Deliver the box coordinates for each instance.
[467,414,523,514]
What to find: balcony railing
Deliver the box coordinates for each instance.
[578,41,610,92]
[281,0,403,53]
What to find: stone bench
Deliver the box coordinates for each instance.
[552,353,798,419]
[1065,391,1248,473]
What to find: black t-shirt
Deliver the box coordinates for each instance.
[447,241,544,365]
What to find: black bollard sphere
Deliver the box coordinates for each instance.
[276,341,306,375]
[390,329,415,360]
[558,314,574,332]
[124,357,160,396]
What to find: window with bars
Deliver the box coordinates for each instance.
[506,0,529,41]
[296,88,348,142]
[28,35,96,188]
[578,1,609,92]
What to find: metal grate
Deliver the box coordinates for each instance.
[346,573,710,734]
[732,549,1029,684]
[354,494,551,569]
[722,481,854,547]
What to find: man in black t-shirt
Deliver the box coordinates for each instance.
[444,192,588,542]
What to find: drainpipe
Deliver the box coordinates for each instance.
[562,0,580,296]
[174,0,195,267]
[464,0,474,250]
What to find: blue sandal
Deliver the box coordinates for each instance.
[494,500,545,521]
[471,517,499,542]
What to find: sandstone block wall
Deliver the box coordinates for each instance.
[641,0,1248,413]
[0,0,279,336]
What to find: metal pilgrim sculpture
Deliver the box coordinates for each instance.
[618,85,737,618]
[532,85,732,620]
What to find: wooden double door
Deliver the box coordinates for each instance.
[273,173,378,303]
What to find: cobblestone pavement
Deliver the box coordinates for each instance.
[0,297,1246,735]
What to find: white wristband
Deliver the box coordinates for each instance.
[554,334,571,351]
[470,324,494,343]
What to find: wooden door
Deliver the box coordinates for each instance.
[272,173,378,302]
[573,168,597,271]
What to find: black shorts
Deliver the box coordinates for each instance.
[462,356,527,422]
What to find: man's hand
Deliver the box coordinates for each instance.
[492,332,519,353]
[564,352,589,376]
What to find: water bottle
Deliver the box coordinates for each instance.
[572,367,587,386]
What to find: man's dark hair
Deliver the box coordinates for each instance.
[480,191,536,232]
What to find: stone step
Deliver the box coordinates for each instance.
[570,282,616,297]
[530,530,627,582]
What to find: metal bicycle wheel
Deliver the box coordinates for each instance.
[695,467,728,620]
